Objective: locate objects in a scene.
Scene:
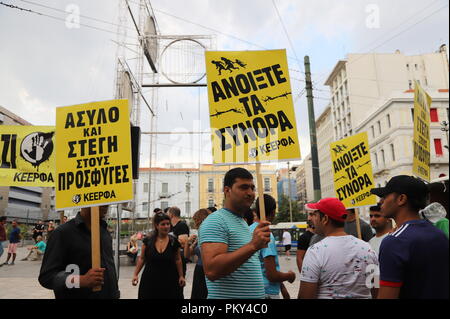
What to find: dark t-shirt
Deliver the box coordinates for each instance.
[297,230,314,251]
[33,224,45,238]
[9,227,21,243]
[379,219,449,299]
[344,219,374,242]
[172,221,190,238]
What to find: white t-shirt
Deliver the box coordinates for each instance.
[282,231,292,246]
[300,235,378,299]
[368,233,389,256]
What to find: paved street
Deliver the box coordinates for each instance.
[0,246,301,299]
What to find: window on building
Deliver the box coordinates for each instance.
[425,77,428,86]
[264,178,270,192]
[406,64,410,71]
[415,64,418,71]
[162,183,168,193]
[208,198,214,208]
[377,121,381,135]
[381,149,385,164]
[390,144,395,162]
[387,114,391,128]
[371,126,375,138]
[434,139,443,156]
[430,108,439,122]
[143,183,149,193]
[374,153,378,166]
[161,201,169,210]
[142,202,148,212]
[208,178,214,192]
[408,80,412,89]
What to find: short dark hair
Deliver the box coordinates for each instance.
[153,208,162,213]
[0,216,6,222]
[318,211,345,228]
[168,206,181,217]
[369,204,382,212]
[255,194,277,219]
[207,206,217,213]
[163,207,170,213]
[346,208,355,214]
[224,167,253,188]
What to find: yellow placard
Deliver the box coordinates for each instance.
[205,49,301,164]
[0,126,55,187]
[412,81,431,182]
[330,132,377,208]
[55,100,133,210]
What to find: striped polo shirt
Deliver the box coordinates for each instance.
[199,208,265,299]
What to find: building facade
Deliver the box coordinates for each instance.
[136,167,199,219]
[325,45,449,140]
[316,105,335,198]
[0,106,55,222]
[356,89,449,185]
[199,164,277,210]
[294,154,314,211]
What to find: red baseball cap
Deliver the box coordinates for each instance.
[305,198,347,222]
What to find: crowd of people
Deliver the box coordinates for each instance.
[3,167,449,299]
[0,216,68,266]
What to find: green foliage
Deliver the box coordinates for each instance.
[274,195,307,223]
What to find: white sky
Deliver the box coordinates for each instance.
[0,0,448,169]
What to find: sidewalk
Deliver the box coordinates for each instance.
[0,246,301,299]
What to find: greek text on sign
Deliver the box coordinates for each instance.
[330,132,377,208]
[412,81,431,181]
[0,126,55,187]
[205,50,301,164]
[55,100,133,209]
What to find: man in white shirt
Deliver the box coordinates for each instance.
[298,198,378,299]
[368,204,393,256]
[282,230,292,260]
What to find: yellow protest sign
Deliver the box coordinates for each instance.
[55,100,133,210]
[205,49,301,164]
[330,132,377,208]
[0,126,55,186]
[412,81,431,181]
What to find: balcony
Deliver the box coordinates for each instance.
[158,192,169,198]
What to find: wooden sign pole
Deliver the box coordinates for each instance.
[354,208,362,240]
[255,163,266,221]
[91,206,102,292]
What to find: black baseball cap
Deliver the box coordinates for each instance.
[370,175,428,199]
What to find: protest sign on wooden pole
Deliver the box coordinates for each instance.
[91,205,101,292]
[354,208,362,240]
[255,163,266,221]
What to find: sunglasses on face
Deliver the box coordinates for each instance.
[370,214,382,218]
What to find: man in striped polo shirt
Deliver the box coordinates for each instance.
[199,167,271,299]
[371,175,449,299]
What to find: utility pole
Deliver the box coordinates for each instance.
[304,56,322,202]
[287,162,293,222]
[186,172,191,219]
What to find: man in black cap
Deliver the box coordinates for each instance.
[371,175,449,299]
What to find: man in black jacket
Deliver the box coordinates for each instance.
[38,205,119,299]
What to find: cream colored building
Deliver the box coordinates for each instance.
[325,45,449,140]
[199,164,277,210]
[316,105,335,198]
[356,89,449,185]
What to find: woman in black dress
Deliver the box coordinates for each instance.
[132,212,185,299]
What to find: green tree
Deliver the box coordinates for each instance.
[274,195,307,224]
